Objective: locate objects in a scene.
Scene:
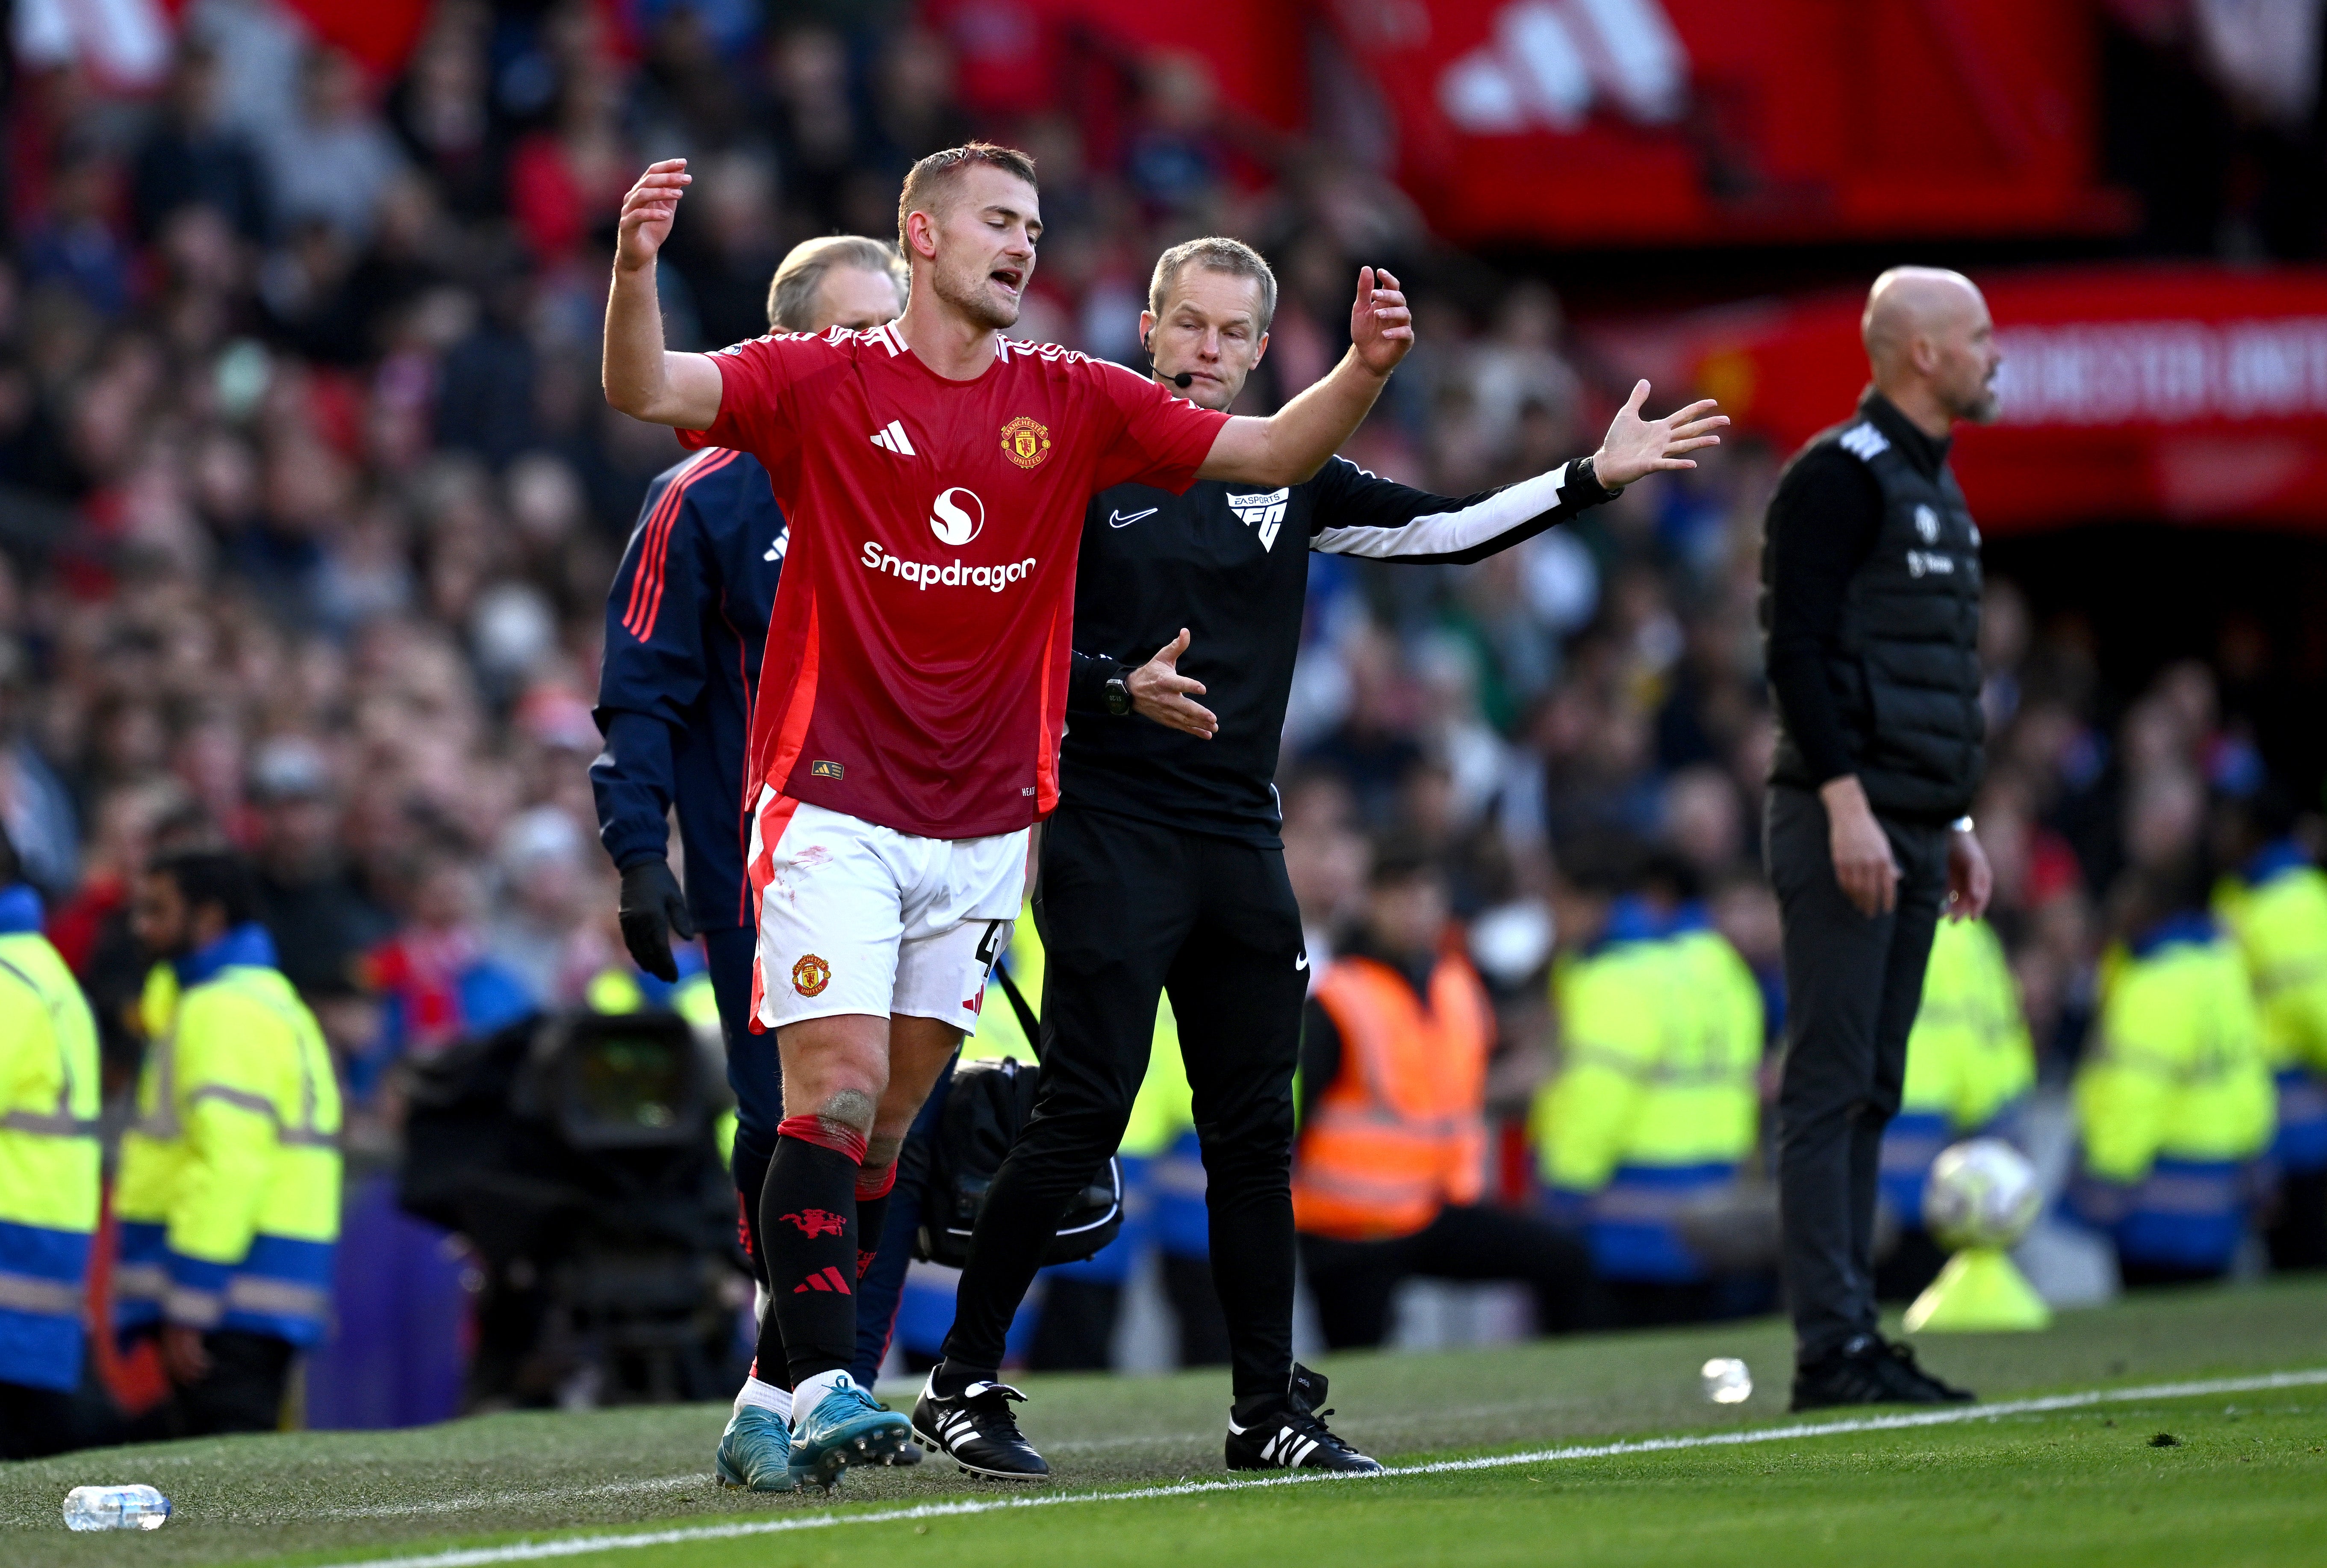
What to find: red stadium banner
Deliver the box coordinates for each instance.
[1324,0,2132,246]
[1671,266,2327,533]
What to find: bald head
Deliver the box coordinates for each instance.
[1862,267,2001,430]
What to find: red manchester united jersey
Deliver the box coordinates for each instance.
[677,324,1228,839]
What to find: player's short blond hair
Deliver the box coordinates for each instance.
[1148,237,1277,331]
[895,143,1039,253]
[766,236,910,332]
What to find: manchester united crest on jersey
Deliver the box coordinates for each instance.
[791,954,831,996]
[1000,415,1052,469]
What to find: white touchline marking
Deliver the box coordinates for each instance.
[295,1368,2327,1568]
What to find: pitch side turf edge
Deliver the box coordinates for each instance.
[282,1368,2327,1568]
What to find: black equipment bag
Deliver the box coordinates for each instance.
[914,959,1124,1268]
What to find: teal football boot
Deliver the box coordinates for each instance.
[715,1405,798,1492]
[787,1373,913,1491]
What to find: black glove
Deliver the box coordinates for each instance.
[618,859,695,982]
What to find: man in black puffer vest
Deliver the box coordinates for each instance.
[1760,268,1999,1411]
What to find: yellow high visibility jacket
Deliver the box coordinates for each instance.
[1533,904,1760,1282]
[1535,910,1761,1193]
[2215,848,2327,1171]
[2076,917,2274,1183]
[1882,917,2035,1218]
[0,894,103,1392]
[115,927,342,1347]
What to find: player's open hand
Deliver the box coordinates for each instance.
[616,159,692,272]
[1128,628,1218,739]
[1590,381,1728,489]
[1349,266,1414,378]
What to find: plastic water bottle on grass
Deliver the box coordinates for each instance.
[1700,1358,1753,1404]
[63,1485,172,1530]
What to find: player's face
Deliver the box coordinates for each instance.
[813,266,905,333]
[925,166,1042,332]
[1141,269,1270,413]
[1935,292,2003,425]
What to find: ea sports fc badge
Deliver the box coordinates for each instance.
[791,954,831,997]
[1000,415,1052,469]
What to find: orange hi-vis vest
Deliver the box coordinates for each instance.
[1293,953,1491,1243]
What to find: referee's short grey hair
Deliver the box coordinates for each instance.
[766,236,910,332]
[1147,238,1277,331]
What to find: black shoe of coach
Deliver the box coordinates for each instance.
[1790,1333,1976,1412]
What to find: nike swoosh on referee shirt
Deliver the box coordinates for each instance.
[1108,508,1159,528]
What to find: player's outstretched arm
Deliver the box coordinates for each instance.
[1591,380,1727,488]
[603,159,725,429]
[1197,266,1413,486]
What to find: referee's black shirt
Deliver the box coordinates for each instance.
[1060,454,1617,846]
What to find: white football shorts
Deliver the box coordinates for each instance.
[745,790,1026,1034]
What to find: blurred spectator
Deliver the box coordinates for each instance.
[2069,858,2276,1285]
[132,43,271,245]
[1294,845,1596,1346]
[266,49,406,247]
[247,736,391,999]
[2211,790,2327,1270]
[1535,843,1764,1324]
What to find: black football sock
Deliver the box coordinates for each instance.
[854,1161,897,1282]
[762,1115,864,1389]
[931,1358,997,1398]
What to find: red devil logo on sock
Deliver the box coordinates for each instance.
[781,1208,848,1238]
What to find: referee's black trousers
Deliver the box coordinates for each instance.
[942,803,1308,1398]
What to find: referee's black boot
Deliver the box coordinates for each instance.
[912,1369,1049,1481]
[1226,1364,1384,1474]
[1791,1334,1976,1412]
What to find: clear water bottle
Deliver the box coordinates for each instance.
[62,1485,172,1531]
[1700,1357,1753,1405]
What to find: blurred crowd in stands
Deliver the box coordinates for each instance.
[0,0,2320,1418]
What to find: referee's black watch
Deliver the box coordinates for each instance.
[1103,673,1132,716]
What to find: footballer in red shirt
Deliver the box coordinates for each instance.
[603,141,1411,1488]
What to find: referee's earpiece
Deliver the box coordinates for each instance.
[1142,330,1196,391]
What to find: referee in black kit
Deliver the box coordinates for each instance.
[913,237,1724,1479]
[1760,268,1999,1411]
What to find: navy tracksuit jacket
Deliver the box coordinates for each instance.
[591,447,786,931]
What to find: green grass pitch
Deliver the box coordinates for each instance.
[6,1281,2324,1568]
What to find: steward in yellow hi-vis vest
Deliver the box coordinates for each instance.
[1880,917,2035,1226]
[2214,839,2327,1195]
[115,851,341,1435]
[0,853,103,1442]
[2071,900,2274,1283]
[1534,897,1761,1285]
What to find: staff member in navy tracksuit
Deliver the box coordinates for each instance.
[591,234,909,1388]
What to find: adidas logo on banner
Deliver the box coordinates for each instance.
[869,420,916,455]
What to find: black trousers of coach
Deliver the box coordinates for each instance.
[942,802,1309,1398]
[1765,784,1949,1365]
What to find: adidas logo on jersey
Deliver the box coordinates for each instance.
[870,420,917,456]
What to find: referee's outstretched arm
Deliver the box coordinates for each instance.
[1309,380,1724,566]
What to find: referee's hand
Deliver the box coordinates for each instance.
[619,859,696,982]
[1128,629,1218,739]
